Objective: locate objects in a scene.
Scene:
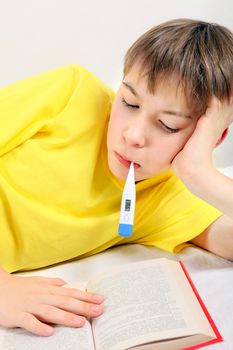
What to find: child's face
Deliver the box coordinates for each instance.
[107,64,199,181]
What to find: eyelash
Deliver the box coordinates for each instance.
[121,98,139,109]
[121,98,180,133]
[159,120,180,133]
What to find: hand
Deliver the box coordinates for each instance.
[172,97,233,186]
[0,270,104,336]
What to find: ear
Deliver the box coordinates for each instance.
[215,128,229,147]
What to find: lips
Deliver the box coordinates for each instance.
[114,151,141,169]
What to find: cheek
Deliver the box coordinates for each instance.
[107,104,122,146]
[156,141,181,164]
[155,133,192,164]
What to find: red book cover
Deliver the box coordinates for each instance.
[179,260,223,350]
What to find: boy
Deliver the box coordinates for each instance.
[0,18,232,336]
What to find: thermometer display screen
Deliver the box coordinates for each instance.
[125,199,131,211]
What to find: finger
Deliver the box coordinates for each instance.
[33,305,86,328]
[40,294,104,319]
[31,276,66,286]
[18,312,54,337]
[51,286,105,304]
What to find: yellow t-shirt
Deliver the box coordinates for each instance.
[0,64,222,272]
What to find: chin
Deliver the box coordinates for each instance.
[109,162,127,180]
[109,161,145,182]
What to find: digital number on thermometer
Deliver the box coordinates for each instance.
[125,199,131,211]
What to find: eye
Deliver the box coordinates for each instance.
[159,120,180,133]
[121,98,139,109]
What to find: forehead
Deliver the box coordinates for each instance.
[122,65,189,110]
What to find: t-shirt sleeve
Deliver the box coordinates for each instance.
[0,65,78,156]
[136,175,222,253]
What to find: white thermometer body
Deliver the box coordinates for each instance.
[118,162,136,237]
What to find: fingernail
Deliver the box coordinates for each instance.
[74,316,85,326]
[92,305,103,314]
[93,294,105,303]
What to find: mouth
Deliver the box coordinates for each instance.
[114,151,141,170]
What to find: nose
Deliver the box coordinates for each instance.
[123,120,147,148]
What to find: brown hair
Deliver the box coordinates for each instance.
[124,18,233,116]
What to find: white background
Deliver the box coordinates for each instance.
[0,0,232,166]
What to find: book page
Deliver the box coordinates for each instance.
[164,261,218,334]
[87,258,207,350]
[0,320,95,350]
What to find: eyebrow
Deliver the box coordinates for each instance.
[123,81,139,97]
[122,81,192,119]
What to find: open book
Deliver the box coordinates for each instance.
[0,258,222,350]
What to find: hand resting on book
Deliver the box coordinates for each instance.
[0,268,104,336]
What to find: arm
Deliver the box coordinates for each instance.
[0,66,104,335]
[191,215,233,261]
[185,167,233,220]
[172,97,233,218]
[172,97,233,260]
[0,267,104,336]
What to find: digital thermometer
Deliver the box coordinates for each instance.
[118,162,136,237]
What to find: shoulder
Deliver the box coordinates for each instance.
[71,64,115,100]
[1,64,115,103]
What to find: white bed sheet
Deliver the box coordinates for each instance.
[0,243,232,350]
